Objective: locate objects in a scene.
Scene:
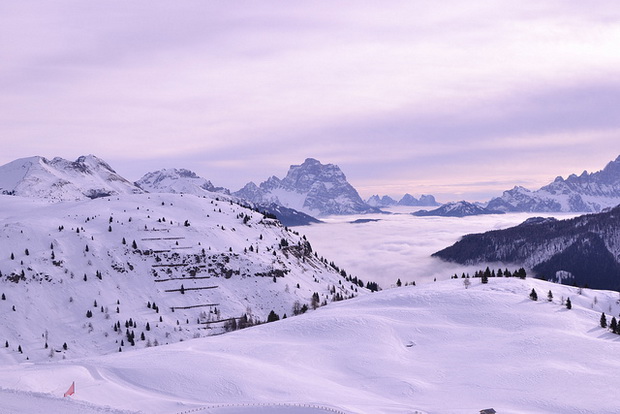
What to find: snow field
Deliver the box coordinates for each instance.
[2,277,620,413]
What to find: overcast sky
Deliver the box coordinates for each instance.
[1,1,620,201]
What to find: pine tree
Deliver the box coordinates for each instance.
[396,278,402,287]
[63,342,68,350]
[529,288,538,301]
[601,312,608,328]
[547,290,553,302]
[610,317,618,334]
[1,293,5,300]
[267,310,280,322]
[18,345,22,353]
[132,240,138,249]
[146,322,150,331]
[566,298,572,309]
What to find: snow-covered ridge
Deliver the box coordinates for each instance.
[488,155,620,212]
[413,200,502,217]
[135,168,230,196]
[234,158,379,216]
[0,155,143,201]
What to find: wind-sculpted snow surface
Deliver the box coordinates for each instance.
[434,205,620,289]
[2,278,620,413]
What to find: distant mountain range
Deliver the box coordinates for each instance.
[433,206,620,290]
[413,201,503,217]
[487,155,620,213]
[366,193,439,207]
[234,158,379,216]
[0,156,367,362]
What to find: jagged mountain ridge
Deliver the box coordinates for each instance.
[366,193,439,208]
[0,155,143,201]
[487,155,620,212]
[0,192,366,363]
[433,206,620,289]
[234,158,379,216]
[413,201,503,217]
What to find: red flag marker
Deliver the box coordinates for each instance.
[64,381,75,397]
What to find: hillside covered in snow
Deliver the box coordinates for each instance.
[434,206,620,290]
[2,277,620,414]
[0,192,365,363]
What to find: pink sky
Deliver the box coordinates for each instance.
[1,1,620,201]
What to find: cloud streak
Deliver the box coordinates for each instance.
[1,1,619,200]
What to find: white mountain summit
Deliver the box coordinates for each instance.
[135,168,230,196]
[0,155,143,201]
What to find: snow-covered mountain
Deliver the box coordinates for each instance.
[366,193,439,208]
[135,168,230,195]
[398,193,439,206]
[487,155,620,212]
[0,192,366,363]
[234,158,379,216]
[137,168,318,226]
[2,277,620,414]
[366,194,397,207]
[0,155,143,201]
[433,205,620,289]
[413,201,503,217]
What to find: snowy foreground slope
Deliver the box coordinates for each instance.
[2,278,620,414]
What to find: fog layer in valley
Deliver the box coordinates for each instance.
[300,207,579,289]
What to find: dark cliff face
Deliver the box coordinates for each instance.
[433,206,620,290]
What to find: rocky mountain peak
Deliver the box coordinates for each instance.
[234,159,377,216]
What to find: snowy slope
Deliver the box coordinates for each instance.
[0,192,364,363]
[1,278,620,414]
[0,155,143,201]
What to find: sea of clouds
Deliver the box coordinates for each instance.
[299,207,578,289]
